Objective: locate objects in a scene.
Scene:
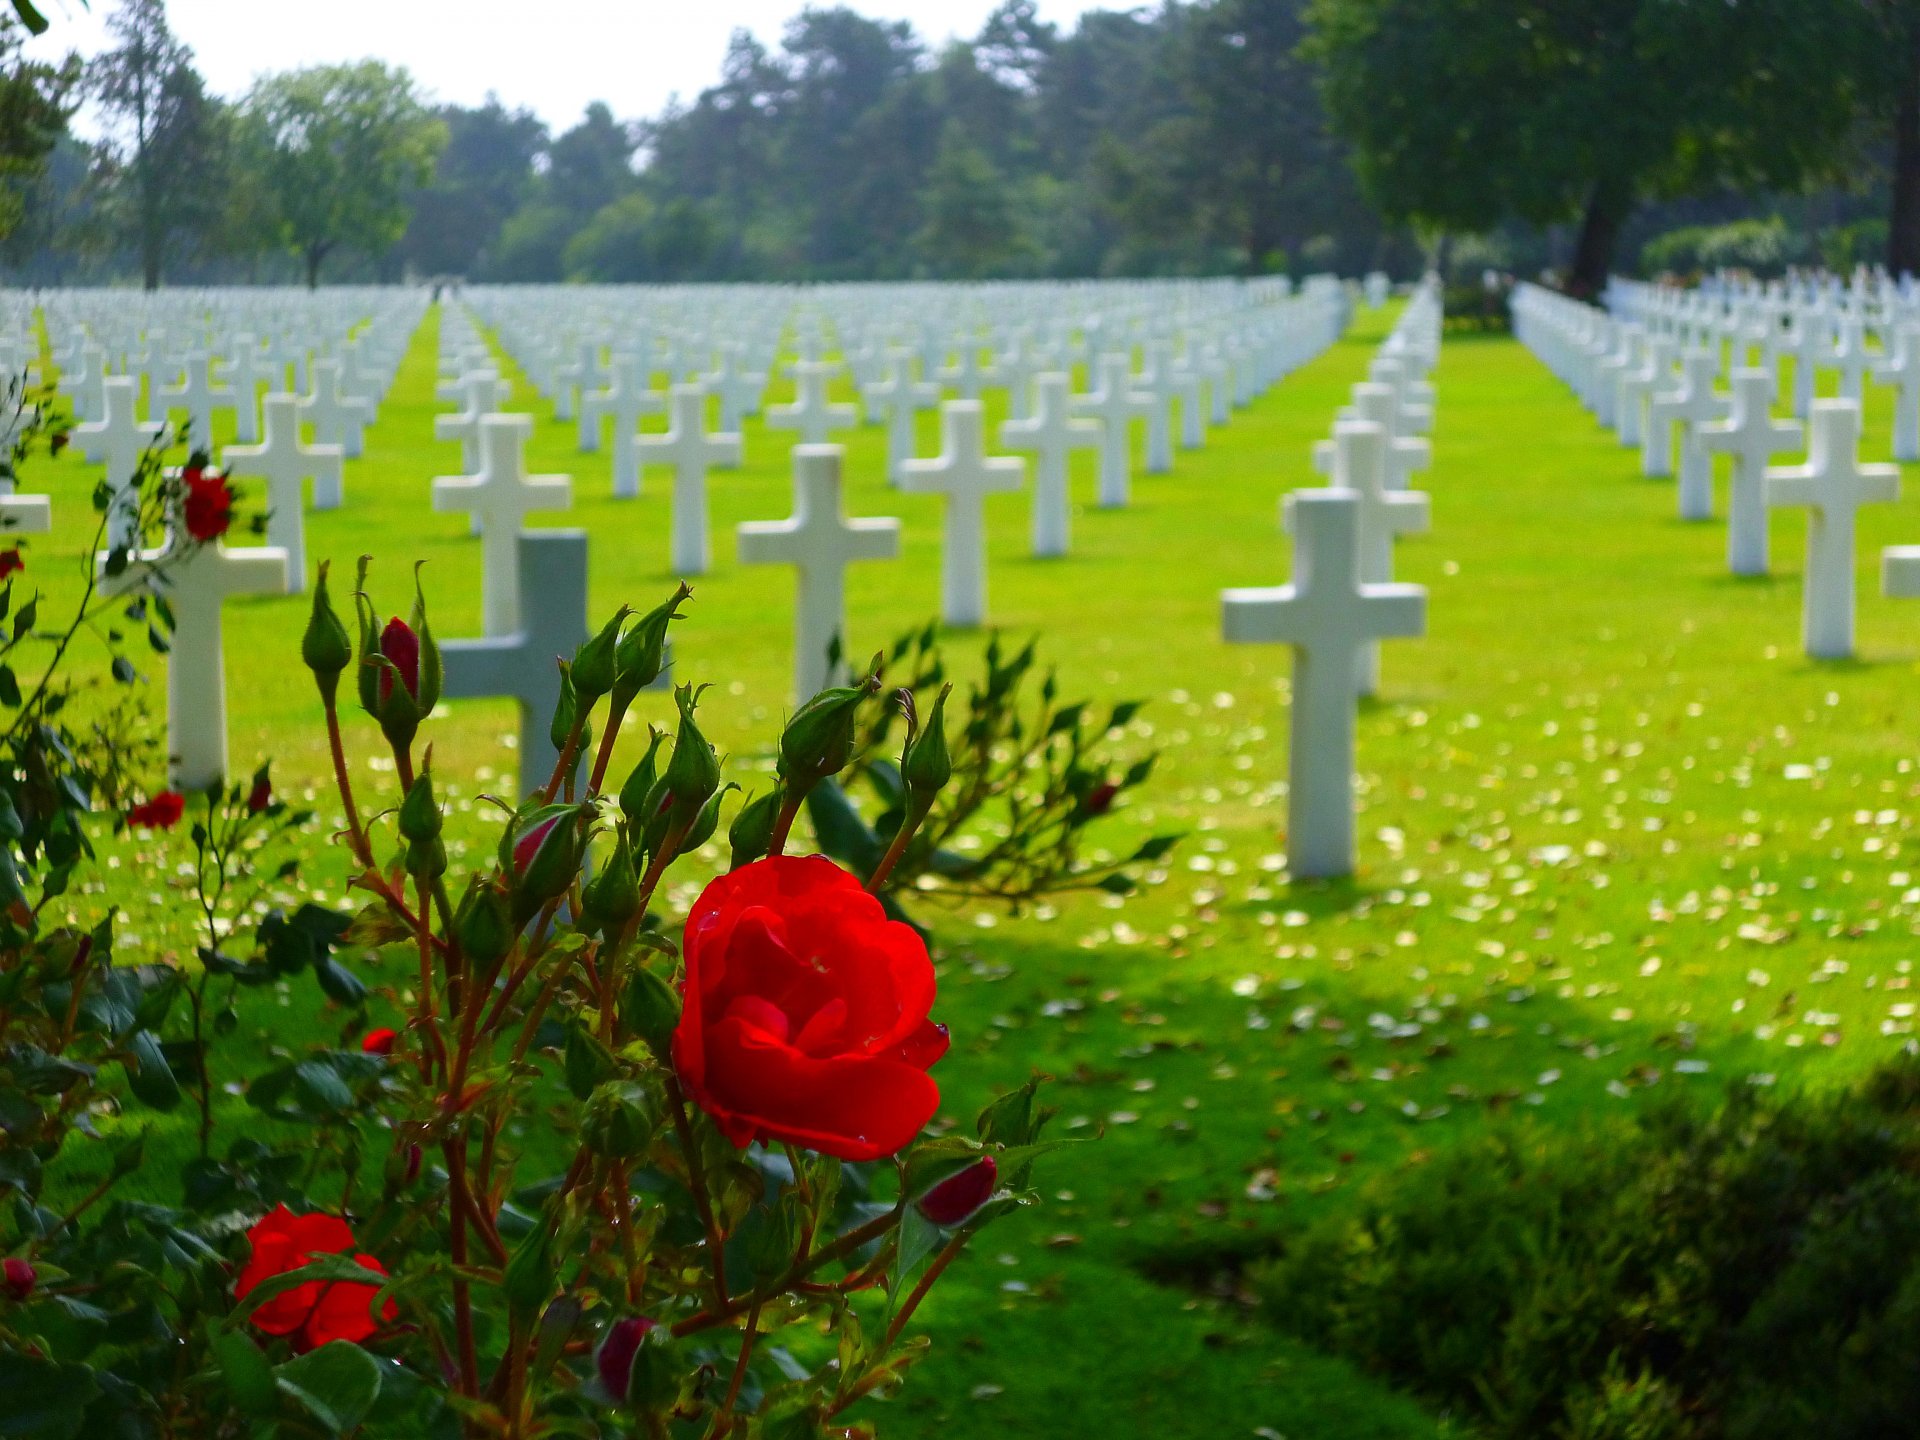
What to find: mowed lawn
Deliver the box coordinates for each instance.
[26,293,1920,1438]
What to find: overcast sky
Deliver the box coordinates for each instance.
[22,0,1110,133]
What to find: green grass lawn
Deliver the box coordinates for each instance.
[26,295,1920,1438]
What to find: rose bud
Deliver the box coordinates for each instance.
[3,1257,35,1300]
[777,671,879,796]
[506,806,586,923]
[653,685,719,853]
[917,1156,998,1227]
[581,830,640,932]
[570,606,630,709]
[0,547,23,581]
[453,879,514,969]
[679,784,735,857]
[302,560,352,703]
[128,791,186,830]
[1081,781,1120,818]
[901,683,953,809]
[728,787,779,870]
[616,730,665,828]
[397,766,442,844]
[181,467,234,542]
[595,1315,657,1403]
[611,584,688,709]
[621,965,682,1053]
[246,767,273,815]
[361,1028,399,1057]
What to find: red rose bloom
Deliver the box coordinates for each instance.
[378,618,419,705]
[2,1257,35,1301]
[128,791,185,829]
[246,774,272,814]
[235,1205,395,1353]
[596,1316,656,1400]
[181,467,233,542]
[360,1028,398,1056]
[673,855,947,1162]
[0,548,23,581]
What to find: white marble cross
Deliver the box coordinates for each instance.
[222,393,345,593]
[555,340,604,427]
[160,352,229,449]
[1766,399,1899,659]
[1303,420,1429,696]
[300,359,374,459]
[1616,337,1676,449]
[1646,351,1730,519]
[738,444,900,700]
[1000,371,1101,557]
[1699,369,1801,575]
[639,384,742,576]
[1870,320,1920,462]
[710,344,768,434]
[435,369,512,474]
[863,350,939,482]
[98,519,289,791]
[75,376,163,550]
[225,336,267,444]
[1222,489,1425,880]
[768,361,859,448]
[899,400,1024,627]
[440,528,592,796]
[433,414,572,637]
[1073,353,1151,508]
[582,355,663,499]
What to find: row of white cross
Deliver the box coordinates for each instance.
[1515,281,1918,661]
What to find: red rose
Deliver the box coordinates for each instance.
[673,855,947,1162]
[360,1027,398,1056]
[0,548,23,581]
[1081,781,1119,818]
[235,1205,395,1352]
[181,467,233,542]
[378,618,419,705]
[128,791,186,830]
[247,774,272,814]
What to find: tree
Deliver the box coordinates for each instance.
[0,14,78,243]
[400,96,546,277]
[914,122,1030,277]
[89,0,225,289]
[1307,0,1858,295]
[545,102,635,218]
[242,61,443,288]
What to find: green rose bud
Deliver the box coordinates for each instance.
[621,964,681,1054]
[728,787,779,870]
[549,661,592,763]
[407,563,443,716]
[582,1081,657,1159]
[572,606,629,709]
[902,683,954,808]
[581,830,640,932]
[680,783,736,857]
[397,764,442,844]
[302,560,352,703]
[655,685,720,852]
[617,730,665,828]
[611,584,689,709]
[454,879,514,969]
[507,804,588,924]
[404,834,447,881]
[777,669,880,796]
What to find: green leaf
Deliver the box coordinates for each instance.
[1130,834,1181,863]
[11,2,49,37]
[0,1349,98,1437]
[122,1031,180,1111]
[274,1341,383,1436]
[887,1205,944,1323]
[313,957,367,1007]
[0,666,19,709]
[563,1025,615,1102]
[210,1332,277,1417]
[804,778,883,874]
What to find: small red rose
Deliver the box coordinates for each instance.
[673,855,947,1163]
[360,1028,398,1057]
[181,467,234,542]
[235,1205,395,1353]
[128,791,186,830]
[246,773,272,814]
[377,618,419,705]
[0,548,24,581]
[1081,781,1119,818]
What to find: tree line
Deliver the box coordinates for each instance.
[0,0,1917,294]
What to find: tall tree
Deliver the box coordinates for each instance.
[0,14,78,243]
[89,0,224,289]
[243,61,443,288]
[1307,0,1858,295]
[400,96,546,277]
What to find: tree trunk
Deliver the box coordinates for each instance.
[142,227,161,292]
[1567,181,1630,302]
[305,244,325,290]
[1891,32,1920,279]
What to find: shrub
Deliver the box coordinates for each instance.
[1257,1058,1920,1439]
[1637,217,1799,279]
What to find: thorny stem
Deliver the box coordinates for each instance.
[864,798,934,895]
[323,692,372,867]
[711,1298,763,1437]
[766,788,803,857]
[667,1078,729,1309]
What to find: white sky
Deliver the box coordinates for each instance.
[22,0,1109,133]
